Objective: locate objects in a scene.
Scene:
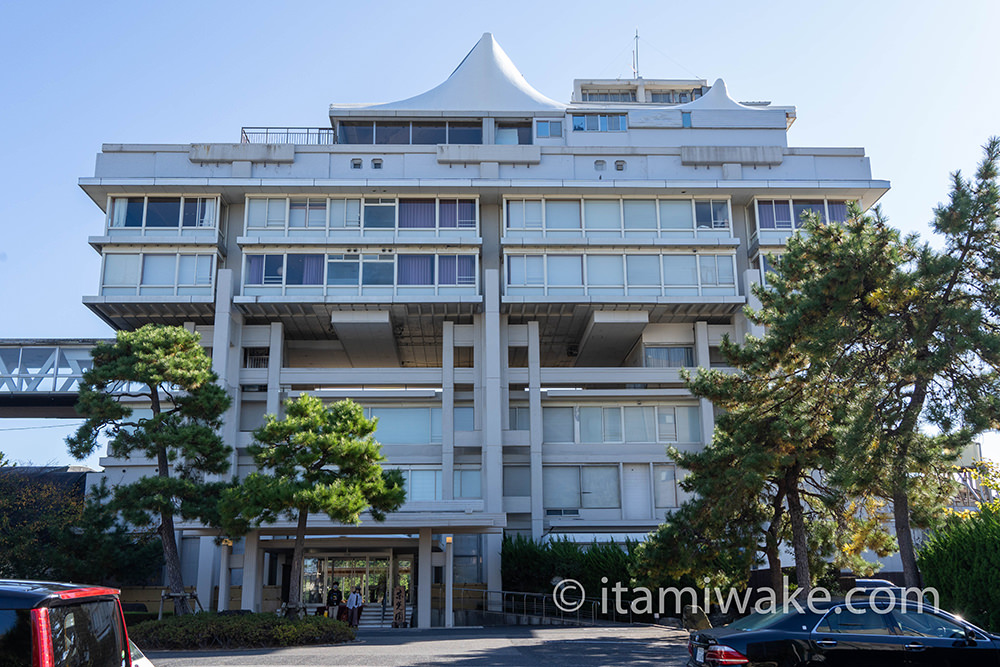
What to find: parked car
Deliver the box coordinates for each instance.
[130,639,155,667]
[687,597,1000,666]
[0,580,131,666]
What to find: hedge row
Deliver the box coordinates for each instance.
[129,612,355,650]
[918,502,1000,632]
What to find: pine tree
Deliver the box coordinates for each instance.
[219,395,406,616]
[67,325,231,614]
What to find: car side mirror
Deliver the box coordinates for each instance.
[965,629,977,642]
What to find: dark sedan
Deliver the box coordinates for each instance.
[687,597,1000,666]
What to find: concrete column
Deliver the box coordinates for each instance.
[211,269,243,478]
[418,528,432,627]
[485,533,502,607]
[693,321,714,444]
[500,315,509,430]
[442,322,455,500]
[482,269,504,596]
[444,535,454,628]
[217,541,231,611]
[240,532,261,612]
[527,321,544,539]
[196,537,216,612]
[266,322,283,416]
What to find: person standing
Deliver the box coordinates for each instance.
[326,581,344,620]
[346,586,363,628]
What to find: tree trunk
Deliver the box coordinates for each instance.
[286,508,309,617]
[765,486,786,596]
[150,387,191,615]
[784,469,811,590]
[893,476,921,589]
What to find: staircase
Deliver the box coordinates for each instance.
[358,603,412,629]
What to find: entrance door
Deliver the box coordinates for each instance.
[622,464,651,520]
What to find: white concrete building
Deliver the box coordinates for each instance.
[75,33,888,625]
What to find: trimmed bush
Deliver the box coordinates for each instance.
[501,534,637,598]
[918,502,1000,632]
[128,612,355,650]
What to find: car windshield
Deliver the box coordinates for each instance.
[727,609,798,632]
[49,599,126,667]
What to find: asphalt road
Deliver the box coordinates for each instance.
[146,625,691,666]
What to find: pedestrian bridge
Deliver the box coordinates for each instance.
[0,340,107,417]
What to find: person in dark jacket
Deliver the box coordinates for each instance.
[326,582,345,620]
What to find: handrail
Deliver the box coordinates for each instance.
[240,127,336,145]
[452,586,634,625]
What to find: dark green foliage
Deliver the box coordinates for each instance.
[501,534,637,599]
[128,612,355,649]
[919,503,1000,631]
[220,395,405,613]
[67,324,231,613]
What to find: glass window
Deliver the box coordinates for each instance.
[624,406,657,442]
[408,469,442,501]
[111,197,144,227]
[757,200,792,230]
[644,346,694,368]
[178,255,213,285]
[448,122,482,144]
[362,256,394,285]
[496,122,532,145]
[582,466,620,508]
[372,407,430,444]
[288,198,327,228]
[145,197,181,227]
[507,200,543,229]
[543,467,581,508]
[454,406,474,431]
[816,607,892,635]
[828,201,849,223]
[695,200,730,229]
[653,465,677,507]
[586,255,624,286]
[659,200,693,229]
[263,255,283,285]
[603,407,622,442]
[364,202,395,228]
[623,200,657,229]
[374,122,409,145]
[397,255,435,285]
[676,406,701,442]
[454,469,482,499]
[663,255,699,285]
[584,200,620,229]
[504,466,531,496]
[141,254,175,285]
[508,256,544,286]
[536,120,562,138]
[701,256,735,286]
[542,407,574,443]
[264,199,286,228]
[411,122,447,144]
[657,407,677,441]
[439,255,475,286]
[327,255,359,286]
[103,254,139,285]
[579,407,603,443]
[183,198,216,228]
[793,200,826,226]
[547,255,583,286]
[48,600,125,667]
[285,254,324,285]
[339,121,374,144]
[509,406,530,431]
[327,199,361,228]
[891,609,969,639]
[545,201,581,229]
[626,255,660,285]
[398,199,436,229]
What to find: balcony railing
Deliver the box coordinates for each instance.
[240,127,336,145]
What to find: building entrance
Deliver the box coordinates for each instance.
[300,551,412,612]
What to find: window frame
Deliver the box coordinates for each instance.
[570,114,629,132]
[100,251,217,296]
[751,197,854,236]
[542,403,701,444]
[503,197,732,237]
[106,195,220,234]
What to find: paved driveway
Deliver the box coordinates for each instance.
[147,625,691,666]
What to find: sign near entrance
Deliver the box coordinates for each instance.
[392,585,407,628]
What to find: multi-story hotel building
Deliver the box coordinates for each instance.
[75,34,888,625]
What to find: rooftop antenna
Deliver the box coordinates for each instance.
[632,29,640,79]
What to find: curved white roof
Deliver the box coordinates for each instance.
[359,33,565,113]
[683,78,753,110]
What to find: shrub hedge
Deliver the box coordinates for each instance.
[918,502,1000,631]
[128,612,355,650]
[501,534,637,599]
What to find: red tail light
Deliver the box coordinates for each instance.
[30,608,54,667]
[706,644,749,665]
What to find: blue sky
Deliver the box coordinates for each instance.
[1,0,998,467]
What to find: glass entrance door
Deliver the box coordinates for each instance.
[301,553,396,609]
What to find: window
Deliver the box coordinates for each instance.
[339,121,375,144]
[350,158,363,169]
[141,254,175,285]
[827,200,849,223]
[403,469,443,501]
[397,255,435,285]
[503,466,531,496]
[545,200,581,229]
[369,407,440,444]
[506,200,543,230]
[581,89,636,102]
[695,200,730,229]
[649,91,675,103]
[371,158,383,169]
[327,255,360,285]
[447,122,482,144]
[177,255,213,285]
[103,254,140,287]
[439,199,477,229]
[624,200,657,230]
[699,255,736,287]
[438,255,476,285]
[289,198,327,228]
[657,406,701,442]
[624,406,656,442]
[793,200,825,224]
[340,120,483,145]
[455,406,474,431]
[507,255,544,286]
[653,465,677,507]
[891,609,969,638]
[681,112,692,128]
[364,199,395,228]
[285,254,324,285]
[110,196,216,230]
[375,122,409,145]
[495,122,532,145]
[454,468,482,499]
[453,534,483,584]
[584,200,620,230]
[816,607,892,635]
[509,406,530,431]
[586,255,624,287]
[547,255,583,287]
[398,199,436,229]
[757,200,793,230]
[542,466,620,509]
[626,255,660,285]
[536,120,562,138]
[542,407,574,443]
[362,255,394,285]
[756,199,853,231]
[571,114,628,132]
[247,198,288,229]
[328,199,362,228]
[412,122,447,144]
[594,160,606,171]
[615,160,626,172]
[644,346,695,368]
